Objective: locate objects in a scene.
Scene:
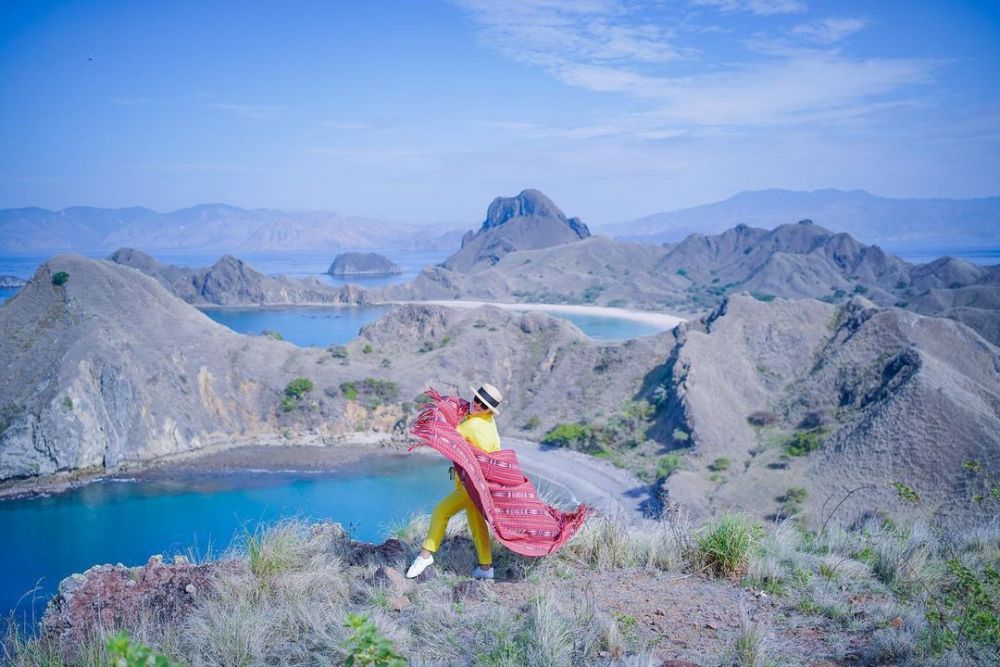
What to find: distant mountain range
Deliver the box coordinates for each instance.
[600,189,1000,247]
[0,204,464,252]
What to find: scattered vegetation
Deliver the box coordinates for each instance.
[541,401,653,455]
[339,378,400,409]
[343,613,405,667]
[751,293,776,303]
[51,271,69,286]
[284,378,314,399]
[361,343,373,354]
[523,415,541,430]
[329,345,349,359]
[106,630,182,667]
[280,378,314,412]
[655,453,683,479]
[784,428,826,456]
[261,329,283,341]
[61,396,73,410]
[708,457,731,472]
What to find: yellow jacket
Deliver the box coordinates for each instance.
[456,411,501,453]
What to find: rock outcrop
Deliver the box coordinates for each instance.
[653,294,1000,525]
[108,248,367,306]
[442,189,590,272]
[327,252,401,277]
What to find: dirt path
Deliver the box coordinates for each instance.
[509,437,654,516]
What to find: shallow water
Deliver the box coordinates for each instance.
[0,456,452,628]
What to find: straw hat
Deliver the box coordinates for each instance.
[469,383,503,414]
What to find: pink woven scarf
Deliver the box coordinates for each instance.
[410,389,591,557]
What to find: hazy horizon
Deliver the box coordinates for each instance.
[2,1,998,225]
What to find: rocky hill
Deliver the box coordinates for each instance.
[650,294,1000,526]
[0,255,670,484]
[385,220,1000,345]
[327,252,401,277]
[442,189,590,272]
[0,204,462,252]
[602,188,1000,247]
[107,248,367,306]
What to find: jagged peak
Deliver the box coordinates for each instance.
[483,189,566,230]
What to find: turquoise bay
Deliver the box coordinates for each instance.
[0,456,452,628]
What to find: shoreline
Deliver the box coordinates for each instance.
[0,438,651,516]
[395,299,688,328]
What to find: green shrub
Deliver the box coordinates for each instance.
[329,345,348,358]
[362,343,373,354]
[697,514,760,578]
[656,453,683,479]
[261,329,283,341]
[785,429,825,456]
[106,630,181,667]
[542,423,593,449]
[343,613,405,666]
[51,271,69,286]
[676,268,688,277]
[62,396,73,410]
[784,486,808,504]
[853,284,868,294]
[671,428,690,443]
[284,378,314,399]
[280,397,297,412]
[524,416,541,430]
[708,457,731,472]
[752,293,776,303]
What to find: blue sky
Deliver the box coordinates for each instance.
[0,0,997,225]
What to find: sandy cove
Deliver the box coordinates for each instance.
[397,299,688,329]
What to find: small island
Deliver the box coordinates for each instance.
[326,251,402,277]
[0,275,27,288]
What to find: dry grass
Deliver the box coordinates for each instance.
[4,509,997,667]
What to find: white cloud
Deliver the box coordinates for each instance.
[452,0,684,66]
[454,1,936,129]
[792,17,868,44]
[208,103,288,120]
[690,0,807,16]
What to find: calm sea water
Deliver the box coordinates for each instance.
[200,305,393,347]
[0,456,452,629]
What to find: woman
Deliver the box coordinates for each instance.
[406,382,504,580]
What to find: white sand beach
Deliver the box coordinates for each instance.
[399,299,687,329]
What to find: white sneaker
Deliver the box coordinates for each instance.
[472,566,494,580]
[406,554,434,579]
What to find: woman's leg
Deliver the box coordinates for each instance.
[465,505,493,567]
[421,486,467,555]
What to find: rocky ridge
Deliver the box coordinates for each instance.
[651,294,1000,525]
[0,255,670,483]
[385,220,1000,345]
[108,247,367,306]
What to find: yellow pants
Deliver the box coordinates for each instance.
[422,480,493,566]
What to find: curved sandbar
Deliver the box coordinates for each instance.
[395,299,687,329]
